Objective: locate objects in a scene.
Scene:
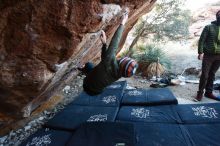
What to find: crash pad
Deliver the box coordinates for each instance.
[66,122,135,146]
[175,103,220,124]
[134,123,191,146]
[121,89,148,105]
[147,88,178,105]
[121,88,177,106]
[45,105,119,131]
[70,81,127,107]
[116,105,181,123]
[20,128,72,146]
[182,123,220,146]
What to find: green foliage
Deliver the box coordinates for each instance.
[119,49,133,58]
[133,0,191,42]
[152,9,191,41]
[134,44,171,69]
[125,0,191,59]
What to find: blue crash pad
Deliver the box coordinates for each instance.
[147,88,178,105]
[105,80,127,90]
[135,123,191,146]
[183,123,220,146]
[121,89,148,105]
[70,81,127,107]
[116,105,180,123]
[121,88,177,106]
[70,89,123,107]
[175,103,220,124]
[45,105,119,131]
[20,128,72,146]
[66,122,135,146]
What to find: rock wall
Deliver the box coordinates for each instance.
[0,0,156,117]
[189,6,220,38]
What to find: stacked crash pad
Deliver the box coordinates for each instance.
[121,88,178,106]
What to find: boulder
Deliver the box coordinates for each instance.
[0,0,156,125]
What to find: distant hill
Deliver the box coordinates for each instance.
[189,5,220,48]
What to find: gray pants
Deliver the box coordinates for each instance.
[198,54,220,94]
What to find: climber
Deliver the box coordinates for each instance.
[80,11,138,96]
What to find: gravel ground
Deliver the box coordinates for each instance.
[0,75,84,146]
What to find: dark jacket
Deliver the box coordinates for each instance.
[198,21,220,54]
[83,24,124,95]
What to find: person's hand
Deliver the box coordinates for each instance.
[121,12,128,25]
[100,30,107,44]
[77,65,84,71]
[198,53,204,60]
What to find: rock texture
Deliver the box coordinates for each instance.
[0,0,156,122]
[189,6,220,41]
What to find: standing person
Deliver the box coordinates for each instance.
[82,12,138,96]
[195,10,220,101]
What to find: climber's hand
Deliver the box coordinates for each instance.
[121,11,129,25]
[100,30,107,44]
[198,53,204,60]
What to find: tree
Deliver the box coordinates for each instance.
[127,0,191,56]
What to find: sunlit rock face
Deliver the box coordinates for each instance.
[0,0,156,116]
[189,6,219,38]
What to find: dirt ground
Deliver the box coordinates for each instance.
[126,41,220,104]
[143,41,220,104]
[162,42,220,77]
[123,41,220,104]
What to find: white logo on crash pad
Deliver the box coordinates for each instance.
[192,106,218,118]
[26,134,51,146]
[131,108,149,119]
[87,114,108,122]
[108,84,121,89]
[102,96,117,104]
[128,90,143,96]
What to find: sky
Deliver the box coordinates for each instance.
[185,0,219,11]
